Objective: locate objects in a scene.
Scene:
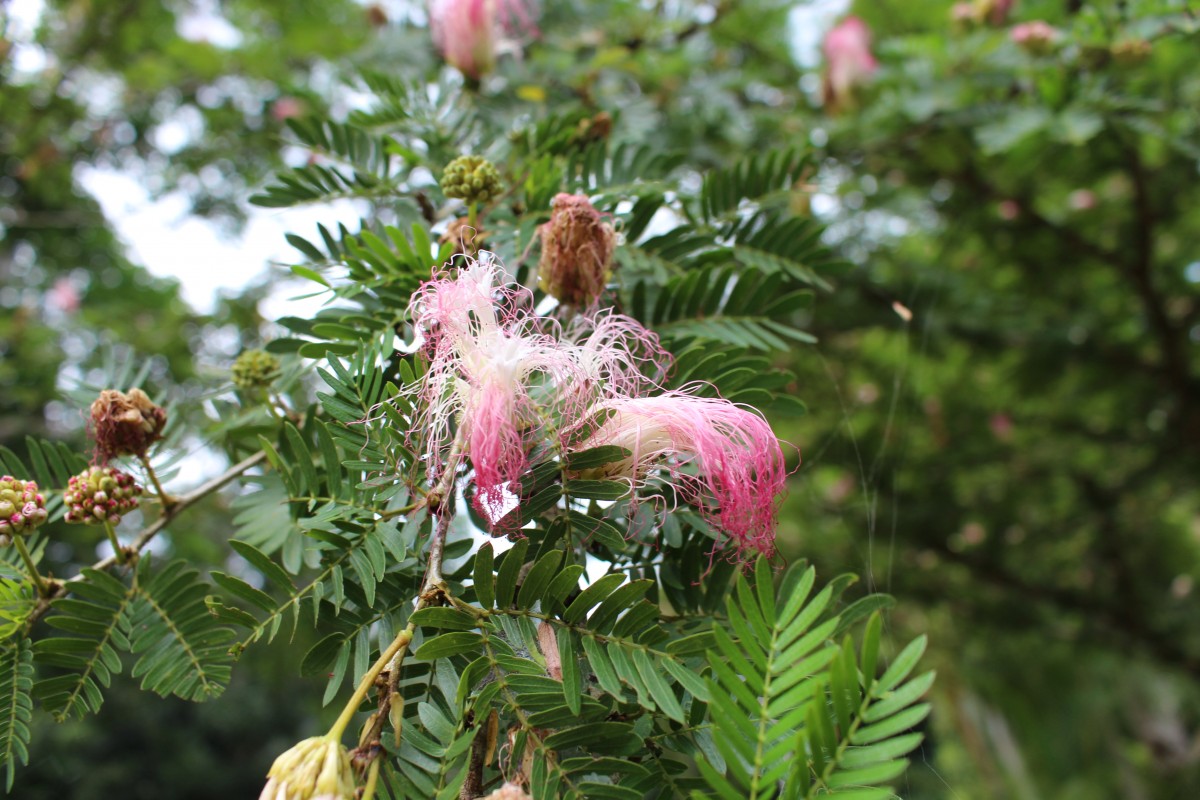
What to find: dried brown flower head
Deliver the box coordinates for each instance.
[90,388,167,461]
[537,193,615,307]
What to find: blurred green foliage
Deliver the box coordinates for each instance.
[2,0,1199,797]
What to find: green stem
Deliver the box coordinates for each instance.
[327,626,414,742]
[467,202,478,230]
[103,520,125,565]
[361,759,381,800]
[138,454,175,509]
[13,537,48,597]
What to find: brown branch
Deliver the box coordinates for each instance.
[1122,142,1193,404]
[932,544,1200,677]
[26,450,268,625]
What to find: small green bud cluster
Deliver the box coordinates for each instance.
[64,466,142,525]
[232,349,281,391]
[440,155,502,205]
[0,476,48,543]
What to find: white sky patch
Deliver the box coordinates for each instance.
[176,1,244,49]
[6,0,50,75]
[787,0,851,68]
[77,165,366,314]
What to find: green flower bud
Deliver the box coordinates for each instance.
[232,349,282,392]
[63,466,142,526]
[440,155,503,206]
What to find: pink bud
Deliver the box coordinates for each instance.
[822,16,879,112]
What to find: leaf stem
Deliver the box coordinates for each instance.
[13,538,48,597]
[138,454,175,509]
[361,759,381,800]
[102,520,125,565]
[338,490,456,756]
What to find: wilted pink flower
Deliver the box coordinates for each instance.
[822,16,879,112]
[566,392,788,557]
[1010,20,1058,53]
[429,0,538,81]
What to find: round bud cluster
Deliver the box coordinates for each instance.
[232,349,281,391]
[63,466,142,526]
[0,476,48,543]
[90,388,167,460]
[537,193,616,307]
[440,155,503,206]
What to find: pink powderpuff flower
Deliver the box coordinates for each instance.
[822,16,879,113]
[559,310,671,409]
[405,255,661,526]
[565,391,788,558]
[429,0,539,81]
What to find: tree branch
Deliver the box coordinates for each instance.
[26,450,268,625]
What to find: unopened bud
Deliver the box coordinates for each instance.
[441,156,503,206]
[0,476,48,538]
[90,388,167,460]
[63,466,142,526]
[232,349,282,392]
[537,193,615,307]
[259,736,355,800]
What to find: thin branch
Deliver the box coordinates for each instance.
[26,450,268,625]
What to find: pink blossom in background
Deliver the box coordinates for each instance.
[1010,20,1058,53]
[997,199,1020,220]
[47,277,81,314]
[822,16,879,112]
[428,0,539,81]
[270,96,305,122]
[989,413,1014,442]
[567,392,788,557]
[1068,189,1097,211]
